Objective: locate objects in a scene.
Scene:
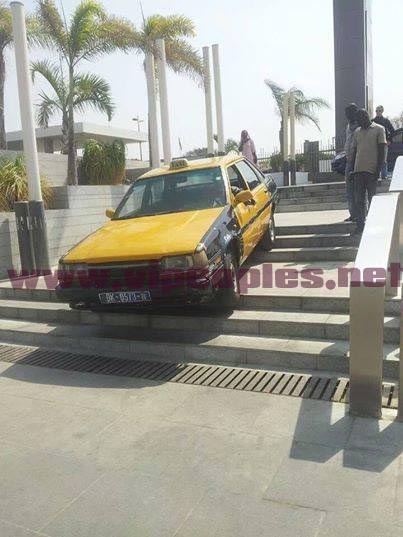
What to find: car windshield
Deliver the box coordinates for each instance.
[114,167,227,220]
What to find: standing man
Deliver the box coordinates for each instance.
[372,105,395,179]
[344,103,359,222]
[350,109,387,236]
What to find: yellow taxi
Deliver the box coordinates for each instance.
[57,155,278,309]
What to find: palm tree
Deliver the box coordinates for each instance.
[265,79,330,154]
[129,14,203,163]
[32,59,114,153]
[34,0,135,185]
[0,2,38,149]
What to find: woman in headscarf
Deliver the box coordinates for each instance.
[239,130,257,164]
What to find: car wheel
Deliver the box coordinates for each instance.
[260,215,276,251]
[215,251,240,310]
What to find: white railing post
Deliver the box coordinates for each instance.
[349,193,401,418]
[156,39,172,165]
[399,280,403,421]
[145,52,160,169]
[212,44,225,155]
[202,46,214,157]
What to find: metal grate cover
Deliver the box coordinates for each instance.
[0,343,397,409]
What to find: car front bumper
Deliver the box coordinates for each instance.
[55,264,224,308]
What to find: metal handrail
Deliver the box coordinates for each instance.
[349,156,403,418]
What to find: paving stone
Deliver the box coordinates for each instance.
[174,490,325,537]
[41,469,206,537]
[347,416,403,454]
[0,520,47,537]
[0,449,103,531]
[264,442,399,518]
[0,392,119,452]
[317,512,396,537]
[254,398,354,448]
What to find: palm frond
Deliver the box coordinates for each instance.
[164,38,203,82]
[31,59,66,101]
[36,92,60,127]
[144,14,196,40]
[265,79,330,131]
[0,2,13,49]
[264,79,285,114]
[73,13,137,64]
[69,0,104,58]
[35,0,68,53]
[296,110,321,131]
[73,72,114,121]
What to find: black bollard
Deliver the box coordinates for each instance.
[290,159,297,186]
[28,200,50,273]
[14,201,36,273]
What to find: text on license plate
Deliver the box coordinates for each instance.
[99,291,152,304]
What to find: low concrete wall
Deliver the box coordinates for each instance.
[271,172,309,187]
[0,150,68,187]
[0,185,128,279]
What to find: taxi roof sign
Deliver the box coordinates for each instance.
[170,158,189,170]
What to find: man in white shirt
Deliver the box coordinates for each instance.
[350,109,387,235]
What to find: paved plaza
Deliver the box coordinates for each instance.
[0,359,402,536]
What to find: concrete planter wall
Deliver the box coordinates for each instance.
[0,185,129,279]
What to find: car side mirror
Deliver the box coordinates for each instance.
[234,190,254,206]
[105,208,115,219]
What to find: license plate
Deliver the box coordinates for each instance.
[98,291,152,305]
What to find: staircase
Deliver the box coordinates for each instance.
[277,180,391,213]
[0,181,398,380]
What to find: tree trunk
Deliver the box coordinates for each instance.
[61,111,69,154]
[279,120,284,159]
[0,50,6,150]
[67,65,77,185]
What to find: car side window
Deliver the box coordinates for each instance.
[235,160,262,191]
[227,165,249,192]
[248,161,266,182]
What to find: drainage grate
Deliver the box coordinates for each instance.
[0,343,397,409]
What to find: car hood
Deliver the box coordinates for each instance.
[62,207,224,264]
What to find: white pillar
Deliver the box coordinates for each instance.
[145,52,160,169]
[289,92,296,160]
[156,39,171,164]
[202,46,214,156]
[212,44,225,155]
[282,92,289,162]
[10,0,42,201]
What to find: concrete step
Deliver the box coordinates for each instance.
[278,182,346,197]
[278,180,390,199]
[0,287,399,316]
[277,201,348,213]
[279,194,347,206]
[275,234,359,249]
[277,223,353,236]
[253,246,357,262]
[0,299,398,344]
[0,317,398,378]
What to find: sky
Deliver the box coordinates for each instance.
[4,0,403,159]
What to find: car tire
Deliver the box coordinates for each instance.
[259,215,276,251]
[215,251,240,310]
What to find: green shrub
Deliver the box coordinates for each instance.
[0,156,52,212]
[270,152,283,172]
[80,139,126,185]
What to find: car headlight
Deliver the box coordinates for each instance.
[58,262,88,274]
[161,250,209,271]
[161,255,194,270]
